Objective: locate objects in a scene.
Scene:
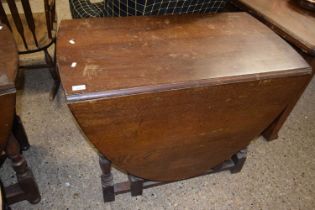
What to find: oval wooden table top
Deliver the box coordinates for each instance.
[233,0,315,56]
[57,12,310,102]
[0,24,18,93]
[57,13,311,181]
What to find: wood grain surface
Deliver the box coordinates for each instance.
[70,75,310,181]
[0,24,18,92]
[0,93,15,153]
[57,13,312,181]
[57,13,310,101]
[0,24,17,152]
[233,0,315,55]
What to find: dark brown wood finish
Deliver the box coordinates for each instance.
[5,134,41,205]
[69,75,310,181]
[295,0,315,11]
[0,24,40,206]
[57,13,310,100]
[0,25,18,149]
[0,24,18,92]
[232,0,315,140]
[57,13,312,181]
[99,149,247,202]
[233,0,315,56]
[0,93,15,152]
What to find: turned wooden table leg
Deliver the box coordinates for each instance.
[5,134,40,204]
[230,149,247,174]
[128,175,144,196]
[99,155,115,202]
[12,115,30,151]
[104,149,249,200]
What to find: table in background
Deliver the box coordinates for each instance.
[233,0,315,140]
[0,24,40,205]
[57,13,312,201]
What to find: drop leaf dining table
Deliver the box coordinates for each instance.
[57,13,312,201]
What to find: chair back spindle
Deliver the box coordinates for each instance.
[6,0,28,49]
[20,0,38,47]
[0,3,11,30]
[0,0,59,99]
[44,0,52,39]
[0,0,56,53]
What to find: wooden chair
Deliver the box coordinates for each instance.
[0,0,59,100]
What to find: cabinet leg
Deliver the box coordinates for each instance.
[5,134,40,204]
[128,175,144,196]
[99,155,115,202]
[230,149,247,174]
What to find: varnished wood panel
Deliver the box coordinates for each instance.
[0,24,18,92]
[0,24,17,152]
[57,13,310,101]
[233,0,315,55]
[69,75,310,181]
[262,54,314,140]
[0,92,15,152]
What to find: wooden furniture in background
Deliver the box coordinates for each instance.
[295,0,315,11]
[233,0,315,140]
[0,24,40,206]
[57,13,311,201]
[233,0,315,55]
[0,0,59,99]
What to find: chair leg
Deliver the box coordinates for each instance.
[5,134,41,205]
[49,69,60,101]
[15,68,25,90]
[44,49,60,100]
